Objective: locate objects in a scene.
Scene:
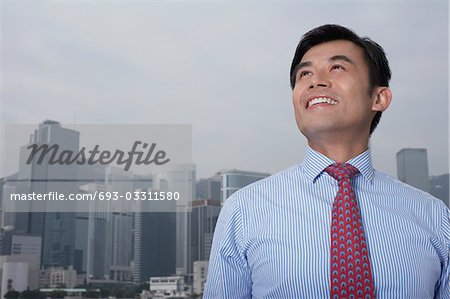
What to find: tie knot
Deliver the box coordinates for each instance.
[325,163,359,181]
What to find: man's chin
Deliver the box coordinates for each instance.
[299,124,339,139]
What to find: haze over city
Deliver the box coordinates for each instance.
[1,1,448,179]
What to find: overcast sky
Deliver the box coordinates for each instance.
[1,0,448,179]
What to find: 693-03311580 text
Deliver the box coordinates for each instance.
[92,191,180,201]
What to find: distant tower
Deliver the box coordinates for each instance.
[430,174,450,207]
[132,206,176,283]
[153,164,195,275]
[75,166,135,281]
[218,169,270,202]
[190,199,221,263]
[396,148,430,192]
[15,120,79,268]
[132,176,177,284]
[196,176,221,201]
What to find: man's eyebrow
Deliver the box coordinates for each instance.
[296,55,354,71]
[329,55,354,64]
[296,61,312,70]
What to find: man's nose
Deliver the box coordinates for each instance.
[308,73,331,90]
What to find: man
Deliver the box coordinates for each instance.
[204,24,449,298]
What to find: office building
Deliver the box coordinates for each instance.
[190,199,221,264]
[396,148,430,192]
[13,120,79,268]
[153,164,195,275]
[192,260,208,295]
[132,185,176,284]
[9,235,41,257]
[196,175,221,201]
[132,208,176,284]
[74,183,110,281]
[1,262,28,298]
[218,169,270,202]
[0,255,40,296]
[149,275,189,298]
[430,174,450,206]
[44,266,77,288]
[75,176,134,282]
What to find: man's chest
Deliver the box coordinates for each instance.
[242,206,442,298]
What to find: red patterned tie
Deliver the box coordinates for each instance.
[325,163,375,299]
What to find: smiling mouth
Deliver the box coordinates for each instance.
[307,97,338,108]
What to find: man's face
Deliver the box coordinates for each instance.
[292,40,377,141]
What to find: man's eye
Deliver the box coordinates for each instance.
[331,65,344,70]
[299,70,311,78]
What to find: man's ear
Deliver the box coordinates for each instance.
[372,87,392,112]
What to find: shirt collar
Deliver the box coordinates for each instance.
[302,146,374,184]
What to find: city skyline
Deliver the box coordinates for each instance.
[1,1,448,180]
[0,122,448,296]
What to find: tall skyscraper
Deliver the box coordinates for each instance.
[196,176,221,201]
[396,148,430,192]
[75,183,110,281]
[75,166,136,282]
[132,177,178,284]
[1,177,18,255]
[74,164,108,275]
[132,208,176,284]
[218,169,270,202]
[105,167,134,282]
[190,199,221,263]
[153,164,195,275]
[15,120,79,268]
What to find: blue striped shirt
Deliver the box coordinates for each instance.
[204,147,450,298]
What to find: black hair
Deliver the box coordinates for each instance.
[290,24,391,135]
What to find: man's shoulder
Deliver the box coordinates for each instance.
[226,164,303,202]
[373,169,447,208]
[242,164,302,190]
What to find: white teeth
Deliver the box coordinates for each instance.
[307,97,337,108]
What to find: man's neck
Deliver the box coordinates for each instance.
[307,138,369,163]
